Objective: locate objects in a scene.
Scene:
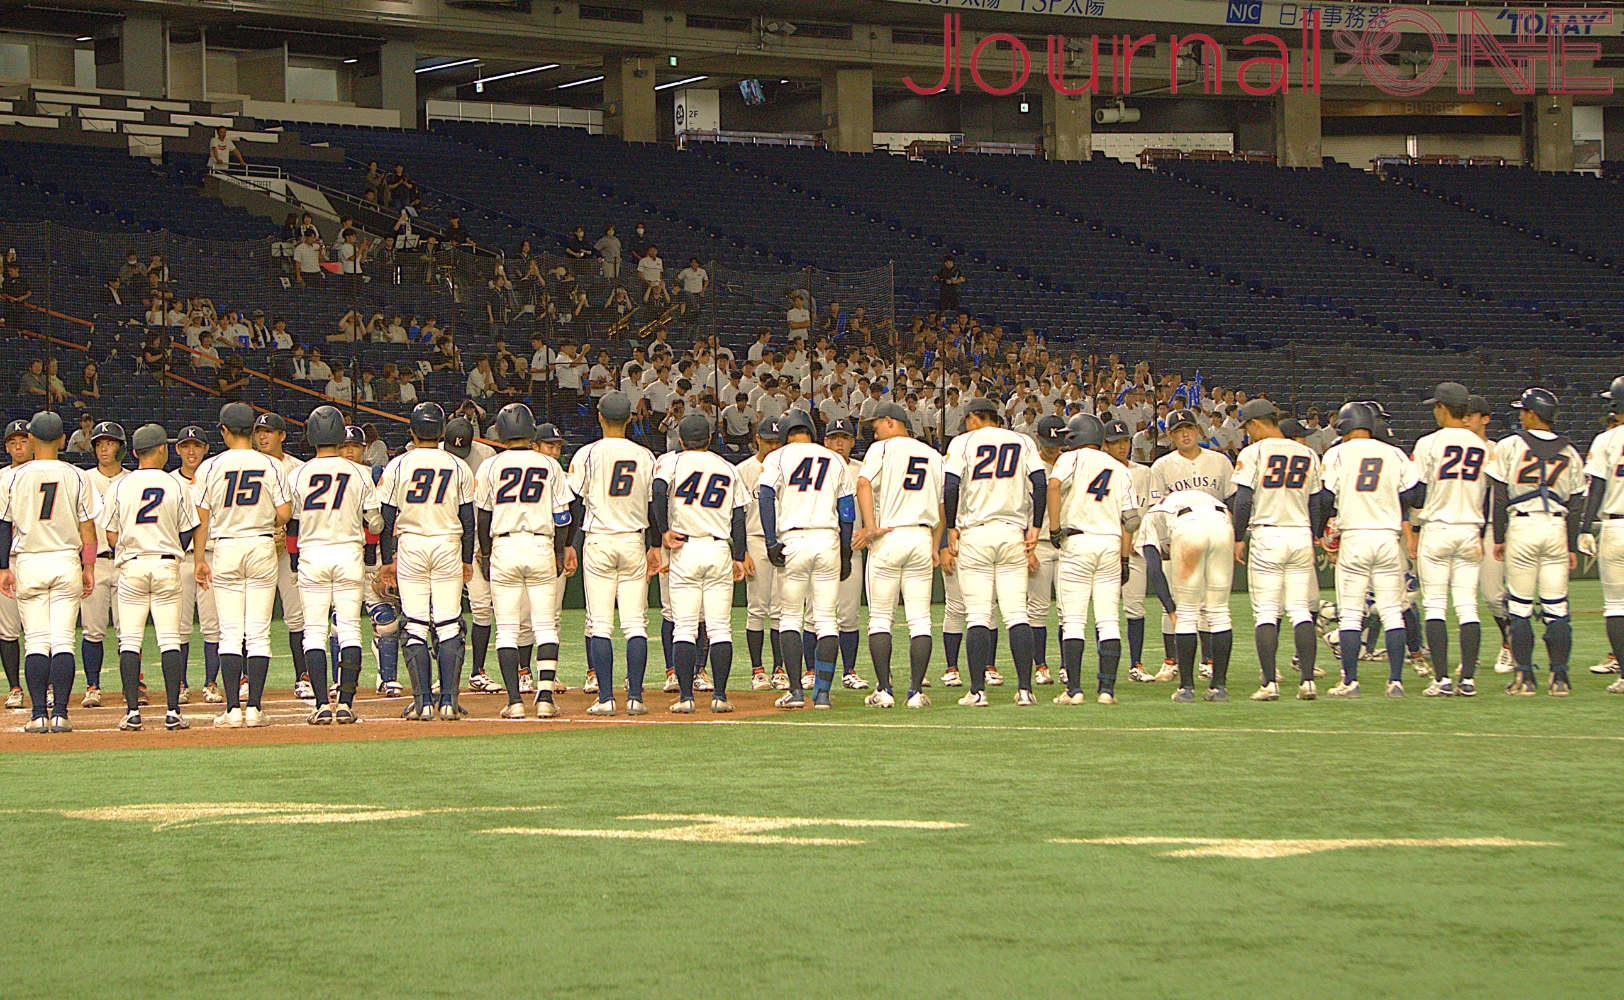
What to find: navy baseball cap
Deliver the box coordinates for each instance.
[254,412,288,433]
[1166,408,1201,432]
[130,423,168,453]
[965,397,1000,419]
[344,425,366,446]
[598,391,633,422]
[757,415,783,443]
[824,418,856,439]
[1279,418,1308,440]
[534,423,564,444]
[1102,418,1133,442]
[175,425,208,445]
[443,417,474,459]
[219,402,256,433]
[1467,394,1493,416]
[871,402,910,425]
[4,418,29,442]
[28,411,63,442]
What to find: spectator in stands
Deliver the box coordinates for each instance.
[270,317,293,350]
[721,392,754,450]
[337,230,362,289]
[934,256,964,312]
[553,341,586,413]
[293,233,324,287]
[308,348,332,383]
[165,299,189,328]
[563,286,589,324]
[67,413,95,453]
[676,257,707,321]
[398,367,420,404]
[193,331,222,371]
[333,308,363,344]
[208,126,247,173]
[628,223,653,260]
[660,399,688,452]
[431,337,461,373]
[146,254,169,292]
[486,267,517,329]
[416,315,444,344]
[140,331,170,378]
[71,362,101,404]
[467,355,496,400]
[565,226,592,261]
[824,301,848,337]
[19,359,47,399]
[118,250,144,286]
[357,368,377,403]
[365,313,389,343]
[636,247,667,306]
[515,256,546,314]
[605,285,633,320]
[3,263,32,326]
[143,295,166,328]
[587,349,614,402]
[362,424,388,466]
[326,366,355,403]
[442,214,470,248]
[217,355,249,401]
[376,363,403,403]
[272,212,300,272]
[595,225,621,281]
[385,314,407,343]
[392,208,415,249]
[364,161,388,205]
[786,294,811,343]
[101,275,128,311]
[385,165,415,208]
[221,311,249,348]
[246,310,271,349]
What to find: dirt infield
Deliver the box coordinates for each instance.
[0,688,785,752]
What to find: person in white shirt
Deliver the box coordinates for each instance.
[208,126,246,173]
[553,341,587,412]
[292,234,324,286]
[637,246,667,304]
[720,393,755,451]
[466,355,496,400]
[676,257,708,317]
[307,350,332,382]
[270,320,293,350]
[785,295,811,342]
[325,372,354,403]
[747,330,772,363]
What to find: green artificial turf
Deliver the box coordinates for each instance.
[2,584,1620,999]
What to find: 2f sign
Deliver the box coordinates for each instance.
[1226,1,1262,24]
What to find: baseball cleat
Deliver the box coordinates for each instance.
[905,692,931,708]
[517,669,535,694]
[625,699,649,716]
[382,681,404,699]
[1170,687,1195,703]
[48,716,71,733]
[1326,681,1361,698]
[1410,651,1433,678]
[1506,675,1538,697]
[710,697,734,713]
[1385,680,1405,699]
[1423,678,1455,697]
[438,703,464,721]
[1127,664,1154,683]
[294,676,315,701]
[1297,680,1317,700]
[1251,682,1279,702]
[553,677,568,694]
[1549,674,1571,697]
[864,690,895,708]
[6,687,23,709]
[1097,690,1118,705]
[119,711,142,731]
[535,700,561,719]
[940,668,962,687]
[750,669,770,691]
[1590,653,1620,675]
[1053,691,1086,705]
[243,707,269,728]
[586,699,617,717]
[1494,645,1515,674]
[812,691,833,709]
[238,677,249,702]
[136,681,149,707]
[668,698,696,714]
[499,701,528,720]
[1014,689,1036,706]
[985,668,1005,687]
[583,670,599,695]
[165,711,189,731]
[81,686,101,709]
[307,705,335,725]
[203,683,224,704]
[177,685,190,706]
[665,670,682,693]
[957,690,989,707]
[334,705,357,724]
[769,666,790,690]
[1198,661,1213,680]
[842,672,869,690]
[1458,678,1478,696]
[1203,687,1229,703]
[23,716,49,734]
[775,691,805,709]
[469,672,503,694]
[215,707,244,728]
[800,671,815,690]
[694,669,713,692]
[1608,677,1624,694]
[1153,660,1179,683]
[1034,666,1054,685]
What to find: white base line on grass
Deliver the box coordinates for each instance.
[733,719,1624,742]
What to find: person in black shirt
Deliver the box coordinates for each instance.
[442,213,470,247]
[934,256,964,312]
[564,225,591,260]
[628,222,653,260]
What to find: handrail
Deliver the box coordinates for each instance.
[3,293,97,330]
[17,325,90,353]
[335,155,508,256]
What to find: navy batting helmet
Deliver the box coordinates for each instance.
[1066,413,1106,449]
[90,421,127,447]
[409,402,446,440]
[778,409,816,439]
[304,405,347,448]
[494,403,537,443]
[1335,402,1376,436]
[757,415,783,443]
[1511,387,1559,425]
[1605,376,1624,415]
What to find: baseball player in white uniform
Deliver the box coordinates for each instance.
[1489,388,1585,696]
[654,414,749,713]
[568,392,661,714]
[0,411,99,733]
[377,403,476,721]
[194,402,292,728]
[1143,408,1234,683]
[171,426,214,704]
[1318,402,1423,698]
[759,409,856,708]
[1582,376,1624,693]
[533,424,576,678]
[1141,487,1234,702]
[1047,413,1140,705]
[443,415,504,694]
[1104,420,1155,684]
[287,406,383,725]
[1409,383,1490,697]
[943,397,1047,706]
[0,420,32,708]
[79,421,126,708]
[855,401,943,708]
[254,413,309,697]
[476,403,575,719]
[1231,399,1325,701]
[736,416,785,690]
[823,419,869,690]
[1026,416,1067,687]
[1458,396,1514,672]
[104,424,198,730]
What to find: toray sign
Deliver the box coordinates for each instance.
[903,8,1614,98]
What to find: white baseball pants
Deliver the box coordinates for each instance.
[865,526,934,639]
[1246,526,1317,628]
[668,537,733,645]
[1335,529,1405,632]
[775,528,839,637]
[276,547,304,631]
[1504,513,1570,619]
[0,591,19,642]
[80,554,117,643]
[1027,538,1059,626]
[745,534,779,632]
[16,551,83,656]
[1168,510,1235,634]
[178,556,221,644]
[299,542,366,652]
[958,521,1030,630]
[1417,522,1482,624]
[211,536,279,658]
[1057,532,1123,642]
[395,534,464,644]
[491,535,560,649]
[583,532,649,640]
[1601,521,1624,617]
[116,556,183,653]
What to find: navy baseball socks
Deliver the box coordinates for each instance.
[119,649,143,713]
[498,646,525,708]
[203,640,220,687]
[673,641,697,700]
[304,647,330,707]
[1294,620,1318,682]
[1032,625,1048,673]
[943,630,962,674]
[1175,633,1199,690]
[746,629,764,675]
[779,629,803,692]
[81,637,103,689]
[1425,619,1451,681]
[1508,614,1536,688]
[1608,615,1624,669]
[534,643,559,707]
[288,631,305,686]
[709,641,733,700]
[1256,623,1280,685]
[1126,617,1145,673]
[1,637,20,694]
[584,636,613,703]
[1096,638,1121,695]
[839,630,860,679]
[868,632,893,693]
[1402,606,1423,655]
[436,635,464,709]
[625,635,648,702]
[220,653,244,710]
[160,648,186,713]
[1061,637,1086,696]
[1458,621,1481,679]
[24,652,75,721]
[470,622,491,679]
[907,636,931,697]
[1209,630,1233,690]
[1545,613,1573,689]
[1007,623,1035,691]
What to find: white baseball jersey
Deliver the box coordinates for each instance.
[0,460,100,555]
[944,426,1044,529]
[195,448,290,538]
[657,449,748,540]
[1147,448,1235,503]
[759,441,854,531]
[103,469,198,563]
[1141,489,1231,551]
[378,447,475,536]
[1233,438,1322,528]
[1489,432,1586,515]
[1321,438,1418,532]
[735,453,768,537]
[1411,427,1489,525]
[289,456,382,546]
[857,437,944,529]
[1583,425,1624,517]
[267,451,304,485]
[568,437,656,533]
[474,449,573,537]
[1051,448,1139,536]
[86,467,122,552]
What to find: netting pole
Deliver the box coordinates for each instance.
[350,238,361,427]
[1290,343,1298,413]
[887,261,897,408]
[44,220,55,420]
[159,229,168,431]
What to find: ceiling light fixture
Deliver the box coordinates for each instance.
[557,74,605,89]
[478,63,560,84]
[343,58,358,64]
[654,75,708,91]
[75,35,92,42]
[415,58,480,74]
